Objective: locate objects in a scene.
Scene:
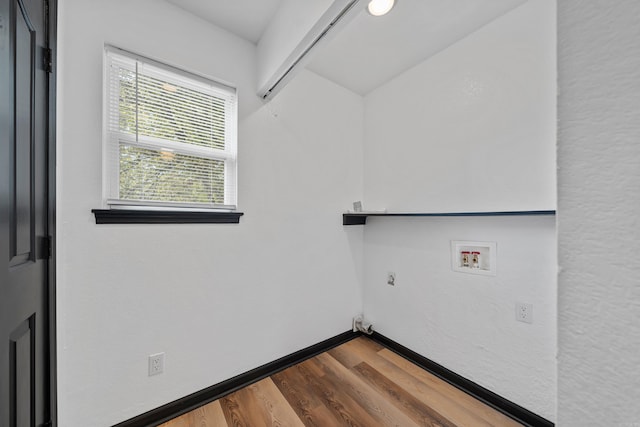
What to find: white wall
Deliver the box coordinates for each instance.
[257,0,333,93]
[363,0,556,213]
[557,1,640,425]
[363,216,557,420]
[56,1,363,425]
[56,0,562,424]
[360,0,557,421]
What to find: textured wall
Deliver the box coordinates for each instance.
[363,216,557,420]
[257,0,333,92]
[361,0,557,421]
[364,0,556,213]
[56,1,363,425]
[557,1,640,426]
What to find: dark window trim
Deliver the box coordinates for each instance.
[91,209,243,224]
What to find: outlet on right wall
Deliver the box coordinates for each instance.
[361,0,557,422]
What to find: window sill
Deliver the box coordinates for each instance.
[91,209,244,224]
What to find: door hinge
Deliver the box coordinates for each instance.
[43,47,52,73]
[42,421,53,427]
[38,236,52,259]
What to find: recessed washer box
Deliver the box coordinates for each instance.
[451,240,497,276]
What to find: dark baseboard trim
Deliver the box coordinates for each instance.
[114,330,553,427]
[369,332,554,427]
[113,330,358,427]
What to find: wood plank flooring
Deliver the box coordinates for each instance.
[160,337,523,427]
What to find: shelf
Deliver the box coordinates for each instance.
[343,210,556,225]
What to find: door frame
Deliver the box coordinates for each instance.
[46,0,57,424]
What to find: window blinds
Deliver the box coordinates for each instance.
[104,46,237,210]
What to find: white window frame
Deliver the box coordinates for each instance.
[102,45,238,211]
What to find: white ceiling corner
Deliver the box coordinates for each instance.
[165,0,283,44]
[163,0,528,95]
[306,0,527,95]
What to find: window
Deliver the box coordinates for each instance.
[103,46,237,211]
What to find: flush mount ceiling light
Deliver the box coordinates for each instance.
[367,0,395,16]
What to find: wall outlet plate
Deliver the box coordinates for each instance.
[451,240,497,276]
[148,353,165,376]
[516,303,533,324]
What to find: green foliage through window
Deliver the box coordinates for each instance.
[105,47,237,208]
[119,145,225,204]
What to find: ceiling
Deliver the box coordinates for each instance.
[307,0,526,95]
[165,0,282,44]
[165,0,526,95]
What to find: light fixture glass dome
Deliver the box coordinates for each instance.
[367,0,395,16]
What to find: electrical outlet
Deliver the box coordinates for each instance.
[515,303,533,324]
[148,353,164,376]
[387,272,396,286]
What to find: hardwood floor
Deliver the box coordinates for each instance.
[160,337,523,427]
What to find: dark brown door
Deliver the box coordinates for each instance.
[0,0,52,425]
